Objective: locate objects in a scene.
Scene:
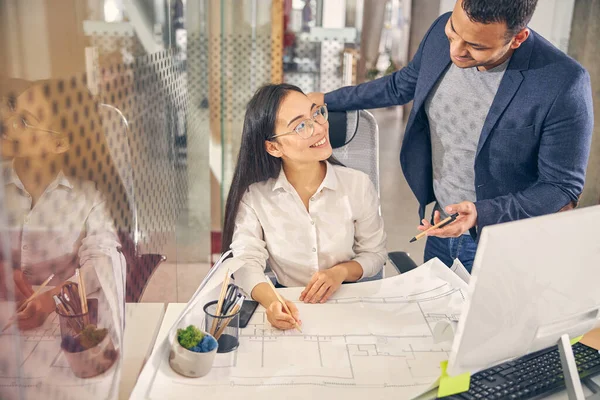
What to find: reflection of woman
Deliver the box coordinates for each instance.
[223,84,387,330]
[0,79,124,330]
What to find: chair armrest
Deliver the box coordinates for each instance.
[388,251,418,274]
[125,253,167,302]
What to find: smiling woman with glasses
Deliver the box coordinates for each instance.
[219,84,387,331]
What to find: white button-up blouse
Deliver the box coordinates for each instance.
[232,162,387,295]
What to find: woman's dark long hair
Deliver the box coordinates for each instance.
[221,84,343,253]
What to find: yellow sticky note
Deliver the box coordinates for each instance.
[570,335,583,346]
[438,360,471,398]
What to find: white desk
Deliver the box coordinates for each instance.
[155,304,600,400]
[0,302,165,400]
[120,303,166,400]
[151,303,186,354]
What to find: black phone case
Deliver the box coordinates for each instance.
[239,300,259,328]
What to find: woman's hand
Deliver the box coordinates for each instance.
[300,266,347,304]
[14,290,55,331]
[266,298,301,330]
[251,283,301,331]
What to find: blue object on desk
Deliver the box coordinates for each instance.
[190,335,218,353]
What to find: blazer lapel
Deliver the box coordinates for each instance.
[414,34,451,111]
[476,33,535,158]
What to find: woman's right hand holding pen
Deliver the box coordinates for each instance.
[9,270,58,330]
[266,298,300,330]
[251,282,301,330]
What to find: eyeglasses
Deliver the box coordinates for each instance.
[271,104,328,140]
[3,115,62,137]
[1,97,62,137]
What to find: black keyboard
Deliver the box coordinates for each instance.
[440,342,600,400]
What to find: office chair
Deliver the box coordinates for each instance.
[329,110,418,275]
[100,104,167,302]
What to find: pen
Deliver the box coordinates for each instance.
[265,279,302,333]
[410,212,460,243]
[54,295,83,330]
[214,295,246,340]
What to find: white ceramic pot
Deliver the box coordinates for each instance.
[169,334,218,378]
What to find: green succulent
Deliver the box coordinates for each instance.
[177,325,205,349]
[79,324,108,349]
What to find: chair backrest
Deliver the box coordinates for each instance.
[329,110,383,281]
[100,104,166,302]
[330,110,380,194]
[100,104,140,249]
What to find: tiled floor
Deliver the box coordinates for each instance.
[141,106,428,303]
[141,262,211,303]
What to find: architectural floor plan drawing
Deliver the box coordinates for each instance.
[0,296,120,400]
[135,259,467,400]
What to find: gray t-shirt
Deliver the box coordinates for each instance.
[425,59,509,217]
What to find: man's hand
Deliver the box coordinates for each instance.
[300,266,346,304]
[266,298,301,331]
[307,92,325,105]
[418,201,478,238]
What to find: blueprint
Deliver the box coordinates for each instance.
[133,258,467,400]
[0,292,121,400]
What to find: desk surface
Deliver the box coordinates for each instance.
[155,303,600,400]
[120,303,166,400]
[152,303,185,354]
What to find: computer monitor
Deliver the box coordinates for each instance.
[447,206,600,376]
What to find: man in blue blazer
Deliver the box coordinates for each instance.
[309,0,593,272]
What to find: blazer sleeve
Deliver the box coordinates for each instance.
[324,13,450,111]
[473,67,593,238]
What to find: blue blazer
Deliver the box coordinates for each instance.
[325,13,593,237]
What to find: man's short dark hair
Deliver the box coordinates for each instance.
[461,0,538,38]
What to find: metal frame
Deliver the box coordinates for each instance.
[558,334,600,399]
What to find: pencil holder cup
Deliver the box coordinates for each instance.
[169,332,218,378]
[60,328,118,378]
[56,299,98,340]
[204,300,240,353]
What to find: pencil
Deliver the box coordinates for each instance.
[76,269,88,313]
[410,212,459,243]
[2,273,55,332]
[210,270,231,336]
[266,279,302,333]
[214,296,245,340]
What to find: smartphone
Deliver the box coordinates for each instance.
[239,299,259,328]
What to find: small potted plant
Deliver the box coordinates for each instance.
[169,325,218,378]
